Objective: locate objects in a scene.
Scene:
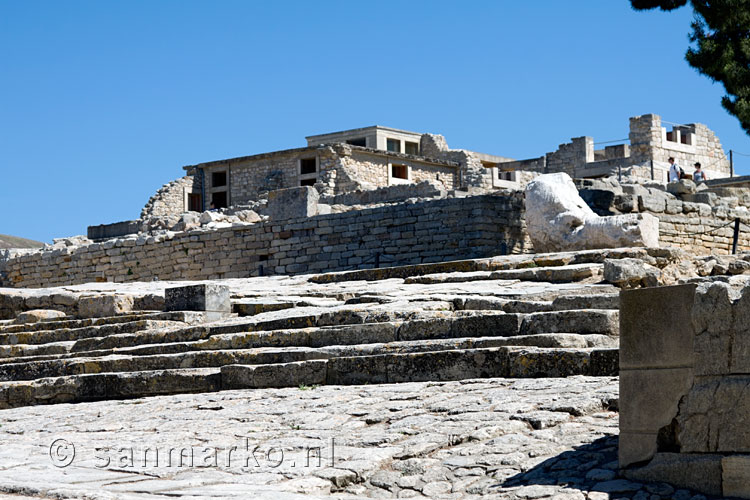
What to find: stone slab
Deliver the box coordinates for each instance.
[619,284,696,370]
[165,284,230,313]
[619,368,693,433]
[722,455,750,498]
[267,186,319,221]
[623,452,722,497]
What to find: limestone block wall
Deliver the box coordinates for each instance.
[194,145,460,206]
[337,149,458,192]
[620,282,750,499]
[0,194,529,288]
[141,176,199,218]
[546,137,593,177]
[630,114,730,182]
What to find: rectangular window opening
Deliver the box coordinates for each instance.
[211,191,228,209]
[404,141,419,155]
[188,193,202,212]
[391,164,408,180]
[300,158,317,175]
[212,171,227,187]
[346,138,367,147]
[387,138,401,153]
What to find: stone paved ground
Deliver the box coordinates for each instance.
[0,376,717,500]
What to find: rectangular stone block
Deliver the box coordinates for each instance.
[618,431,657,469]
[619,368,693,433]
[165,284,230,313]
[267,186,319,221]
[619,284,696,370]
[623,453,722,497]
[221,360,327,389]
[722,455,750,498]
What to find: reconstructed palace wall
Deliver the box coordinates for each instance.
[192,144,460,210]
[0,194,527,288]
[500,114,730,182]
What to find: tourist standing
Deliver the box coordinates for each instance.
[693,162,707,182]
[668,157,681,182]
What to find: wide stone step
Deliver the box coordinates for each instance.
[0,346,619,408]
[0,367,222,408]
[0,326,620,381]
[550,294,619,311]
[0,307,621,367]
[0,320,184,346]
[521,309,619,336]
[403,263,603,286]
[0,311,203,334]
[306,246,664,284]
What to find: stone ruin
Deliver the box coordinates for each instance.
[1,117,750,498]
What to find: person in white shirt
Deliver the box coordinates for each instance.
[668,157,681,182]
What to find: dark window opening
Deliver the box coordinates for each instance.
[681,134,690,145]
[188,193,202,212]
[387,138,401,153]
[666,131,675,142]
[258,254,269,261]
[212,171,227,187]
[212,191,228,209]
[391,164,408,179]
[300,178,317,186]
[346,137,367,147]
[300,158,317,175]
[405,141,419,155]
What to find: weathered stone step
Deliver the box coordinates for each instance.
[307,246,666,284]
[0,326,620,381]
[403,264,603,286]
[550,294,619,311]
[488,263,604,283]
[0,347,619,408]
[0,307,620,366]
[521,310,619,336]
[454,297,554,313]
[0,367,222,408]
[0,311,199,334]
[0,320,183,346]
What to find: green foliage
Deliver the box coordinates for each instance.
[631,0,750,135]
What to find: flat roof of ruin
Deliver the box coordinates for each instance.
[182,143,461,171]
[305,125,421,141]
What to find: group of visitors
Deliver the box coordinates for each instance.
[668,156,708,183]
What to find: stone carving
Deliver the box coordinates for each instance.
[524,173,660,252]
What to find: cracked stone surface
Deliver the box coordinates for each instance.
[0,376,723,499]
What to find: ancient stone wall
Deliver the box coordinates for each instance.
[620,282,750,499]
[141,176,199,218]
[629,114,730,182]
[546,137,593,177]
[500,114,730,182]
[0,194,528,288]
[195,145,460,207]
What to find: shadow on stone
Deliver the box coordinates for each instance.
[498,435,722,499]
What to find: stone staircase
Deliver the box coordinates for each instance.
[0,247,659,409]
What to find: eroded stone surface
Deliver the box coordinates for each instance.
[0,376,726,499]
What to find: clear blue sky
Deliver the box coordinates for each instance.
[3,1,750,243]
